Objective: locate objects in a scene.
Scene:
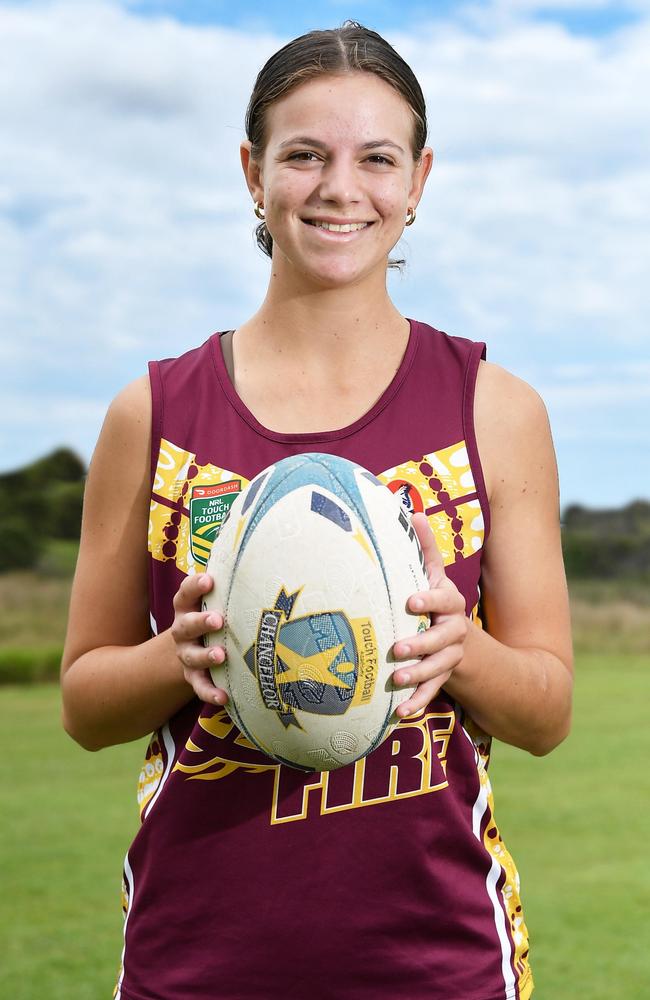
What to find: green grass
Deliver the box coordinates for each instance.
[1,654,648,998]
[0,687,145,999]
[489,652,650,997]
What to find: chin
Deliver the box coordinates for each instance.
[306,267,376,291]
[290,252,386,290]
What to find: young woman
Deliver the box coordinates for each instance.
[61,22,573,1000]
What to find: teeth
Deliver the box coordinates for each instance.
[311,221,368,232]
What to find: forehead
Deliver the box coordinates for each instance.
[264,72,414,148]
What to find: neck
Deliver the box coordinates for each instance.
[241,266,408,363]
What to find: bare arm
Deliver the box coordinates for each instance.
[393,361,573,755]
[61,377,199,750]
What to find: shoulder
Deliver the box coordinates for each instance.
[476,360,551,447]
[476,359,548,421]
[474,360,556,504]
[95,376,151,455]
[104,374,151,424]
[86,376,151,503]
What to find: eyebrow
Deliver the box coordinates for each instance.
[277,136,405,154]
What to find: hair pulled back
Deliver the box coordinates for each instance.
[245,21,428,261]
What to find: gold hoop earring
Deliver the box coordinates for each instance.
[405,207,416,227]
[254,201,265,221]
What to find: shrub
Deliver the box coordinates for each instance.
[0,646,62,685]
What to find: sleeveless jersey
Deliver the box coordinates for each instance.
[115,320,534,1000]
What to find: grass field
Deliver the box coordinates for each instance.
[0,685,144,999]
[1,654,648,998]
[489,652,650,997]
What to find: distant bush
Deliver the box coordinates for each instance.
[0,511,42,572]
[563,500,650,537]
[0,447,85,491]
[0,645,62,684]
[0,448,86,572]
[37,539,80,578]
[563,533,650,581]
[561,500,650,582]
[47,481,85,539]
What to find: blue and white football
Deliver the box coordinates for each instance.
[203,453,429,771]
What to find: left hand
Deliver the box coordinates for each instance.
[392,512,469,717]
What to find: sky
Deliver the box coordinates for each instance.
[1,0,649,508]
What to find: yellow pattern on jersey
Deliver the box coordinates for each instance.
[148,438,485,572]
[136,738,165,815]
[377,441,484,564]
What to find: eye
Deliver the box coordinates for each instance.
[365,154,395,166]
[287,150,321,162]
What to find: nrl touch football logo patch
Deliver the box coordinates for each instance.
[190,480,241,565]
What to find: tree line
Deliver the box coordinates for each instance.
[0,448,85,572]
[1,449,648,581]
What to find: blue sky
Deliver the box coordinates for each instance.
[125,0,642,36]
[1,0,649,507]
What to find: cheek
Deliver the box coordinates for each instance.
[265,174,307,211]
[375,192,409,230]
[375,174,410,209]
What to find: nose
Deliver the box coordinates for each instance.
[316,154,362,206]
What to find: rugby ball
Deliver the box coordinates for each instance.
[203,453,429,771]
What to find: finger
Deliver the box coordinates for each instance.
[173,573,215,613]
[393,644,464,688]
[178,639,224,672]
[393,621,466,663]
[183,665,229,705]
[395,671,453,718]
[411,512,445,583]
[407,586,466,618]
[171,609,223,644]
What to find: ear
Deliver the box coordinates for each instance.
[240,141,264,206]
[408,146,434,209]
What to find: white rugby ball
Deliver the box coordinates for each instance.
[203,452,429,771]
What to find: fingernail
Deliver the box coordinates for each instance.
[411,598,424,610]
[400,673,411,685]
[400,644,411,656]
[206,615,221,629]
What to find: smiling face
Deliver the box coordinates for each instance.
[241,73,433,291]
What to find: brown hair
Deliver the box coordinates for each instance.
[245,21,428,262]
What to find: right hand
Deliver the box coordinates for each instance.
[171,573,229,705]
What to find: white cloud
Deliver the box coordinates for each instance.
[0,1,272,368]
[1,0,648,505]
[456,0,650,33]
[393,17,650,354]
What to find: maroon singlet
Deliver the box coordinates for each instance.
[115,320,533,1000]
